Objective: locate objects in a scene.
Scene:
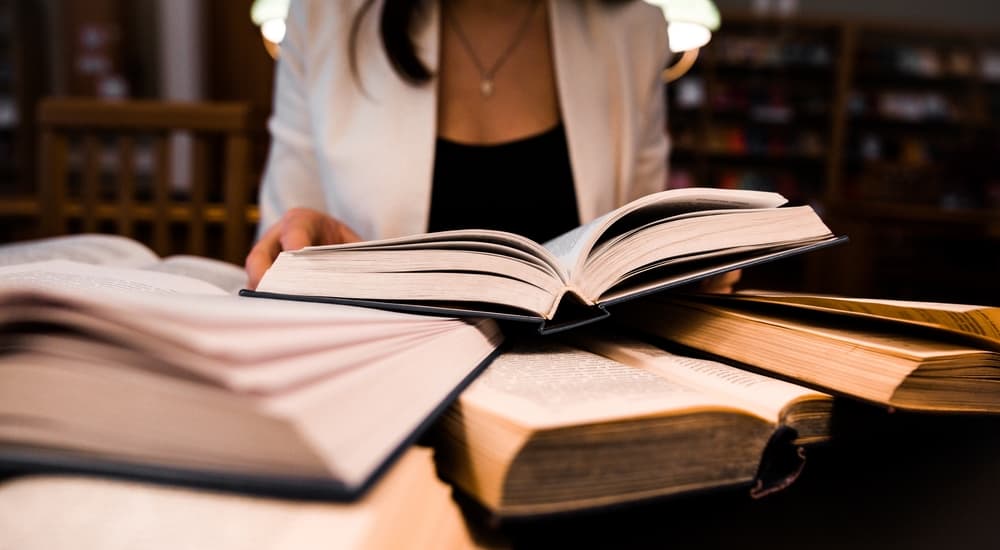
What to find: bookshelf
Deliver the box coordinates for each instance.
[668,15,843,203]
[0,0,47,241]
[668,14,848,292]
[668,13,1000,304]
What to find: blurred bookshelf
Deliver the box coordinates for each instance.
[668,13,1000,305]
[0,0,47,242]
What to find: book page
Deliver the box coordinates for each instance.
[576,336,829,424]
[541,187,789,281]
[730,291,1000,347]
[541,213,613,267]
[0,447,465,550]
[297,229,566,280]
[0,263,474,390]
[458,341,751,429]
[0,235,248,293]
[0,310,461,394]
[0,234,160,268]
[580,207,833,298]
[0,260,227,296]
[153,255,249,294]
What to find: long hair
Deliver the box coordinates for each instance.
[349,0,636,86]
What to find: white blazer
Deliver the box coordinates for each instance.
[258,0,671,240]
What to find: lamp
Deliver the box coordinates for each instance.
[250,0,290,59]
[646,0,721,81]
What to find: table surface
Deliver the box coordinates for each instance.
[2,404,998,550]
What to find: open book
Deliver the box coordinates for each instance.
[430,334,832,517]
[244,188,843,333]
[0,246,503,500]
[617,292,1000,413]
[0,446,480,550]
[0,233,249,294]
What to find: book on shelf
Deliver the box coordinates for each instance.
[0,446,481,550]
[616,291,1000,413]
[0,235,503,500]
[242,187,844,334]
[430,334,833,517]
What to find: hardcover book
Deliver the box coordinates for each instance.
[431,334,833,517]
[0,237,503,500]
[617,292,1000,413]
[243,187,844,333]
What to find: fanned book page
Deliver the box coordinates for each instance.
[0,257,504,500]
[617,295,1000,413]
[722,291,1000,350]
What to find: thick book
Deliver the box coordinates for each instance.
[0,236,503,500]
[616,292,1000,413]
[242,188,845,334]
[430,334,833,517]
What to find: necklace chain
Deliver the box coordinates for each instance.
[444,0,541,98]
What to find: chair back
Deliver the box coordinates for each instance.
[37,98,263,264]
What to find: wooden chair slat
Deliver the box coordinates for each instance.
[188,135,208,257]
[81,133,100,233]
[116,135,136,238]
[35,98,262,264]
[152,134,171,256]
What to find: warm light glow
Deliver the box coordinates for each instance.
[251,0,290,58]
[250,0,289,27]
[261,18,286,45]
[667,21,712,52]
[645,0,721,52]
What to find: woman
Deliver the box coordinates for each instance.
[245,0,739,291]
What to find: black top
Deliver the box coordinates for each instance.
[427,123,579,244]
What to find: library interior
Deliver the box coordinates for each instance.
[0,0,998,548]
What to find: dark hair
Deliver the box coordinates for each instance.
[350,0,636,86]
[350,0,432,86]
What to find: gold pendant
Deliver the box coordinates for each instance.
[480,79,494,97]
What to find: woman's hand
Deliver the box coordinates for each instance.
[245,207,361,289]
[698,269,742,294]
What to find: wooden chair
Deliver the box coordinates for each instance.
[36,98,264,264]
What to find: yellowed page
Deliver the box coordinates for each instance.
[456,341,756,431]
[577,336,830,424]
[707,298,995,361]
[731,291,1000,347]
[620,298,992,405]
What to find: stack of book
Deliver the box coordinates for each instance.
[1,187,998,534]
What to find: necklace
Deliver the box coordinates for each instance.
[444,0,541,98]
